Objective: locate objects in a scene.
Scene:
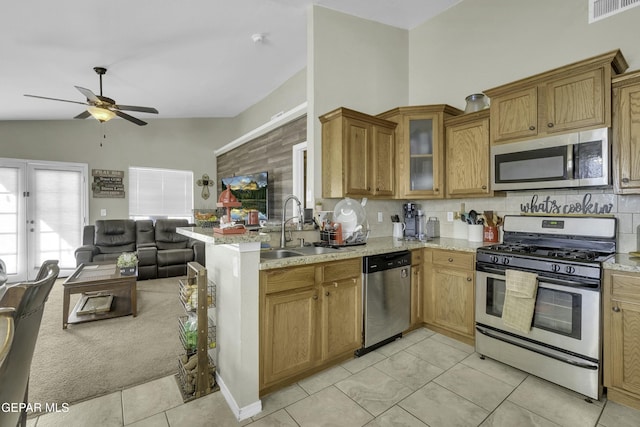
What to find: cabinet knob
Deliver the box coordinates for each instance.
[482,185,487,190]
[613,306,621,312]
[325,291,330,296]
[434,188,439,192]
[547,122,554,128]
[313,295,318,300]
[367,187,371,191]
[467,277,472,282]
[448,258,454,262]
[529,125,536,131]
[376,187,380,191]
[622,177,630,183]
[333,282,338,287]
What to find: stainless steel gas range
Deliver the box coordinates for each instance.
[475,215,616,400]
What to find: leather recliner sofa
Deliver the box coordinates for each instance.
[74,219,204,280]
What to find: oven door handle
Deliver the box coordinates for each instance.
[475,325,598,370]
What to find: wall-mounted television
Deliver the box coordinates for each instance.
[221,171,268,222]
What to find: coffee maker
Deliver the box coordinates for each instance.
[403,203,420,238]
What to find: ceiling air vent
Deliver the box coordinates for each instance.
[589,0,640,23]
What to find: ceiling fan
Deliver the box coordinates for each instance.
[24,67,159,126]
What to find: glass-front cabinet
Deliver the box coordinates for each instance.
[378,105,462,199]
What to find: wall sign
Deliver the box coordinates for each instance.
[520,193,613,215]
[92,169,125,198]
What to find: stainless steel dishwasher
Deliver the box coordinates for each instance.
[356,251,411,356]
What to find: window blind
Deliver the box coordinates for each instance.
[129,167,193,218]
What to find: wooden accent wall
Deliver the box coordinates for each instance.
[216,115,306,221]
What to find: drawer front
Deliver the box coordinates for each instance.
[263,266,316,294]
[320,259,361,283]
[432,250,474,270]
[610,271,640,301]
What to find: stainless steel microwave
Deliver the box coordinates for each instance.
[491,127,610,191]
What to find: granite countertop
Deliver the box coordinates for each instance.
[604,253,640,273]
[259,236,489,270]
[177,226,271,245]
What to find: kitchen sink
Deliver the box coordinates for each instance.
[292,246,344,255]
[260,249,302,259]
[260,246,350,260]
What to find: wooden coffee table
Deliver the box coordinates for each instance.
[62,263,137,329]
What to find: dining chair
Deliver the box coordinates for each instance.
[0,261,59,427]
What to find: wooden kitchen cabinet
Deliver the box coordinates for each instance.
[445,109,492,198]
[423,249,475,346]
[259,259,361,394]
[612,70,640,194]
[603,269,640,410]
[377,105,463,199]
[319,259,362,361]
[485,50,627,145]
[409,249,424,329]
[320,107,397,198]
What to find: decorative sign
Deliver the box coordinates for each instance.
[520,193,613,215]
[92,169,125,198]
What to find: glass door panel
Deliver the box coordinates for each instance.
[409,118,434,191]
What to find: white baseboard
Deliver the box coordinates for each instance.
[216,373,262,421]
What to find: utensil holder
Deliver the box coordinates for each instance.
[483,226,499,243]
[468,224,484,242]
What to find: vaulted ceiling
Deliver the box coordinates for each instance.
[2,0,460,122]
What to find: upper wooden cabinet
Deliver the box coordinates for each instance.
[377,105,463,199]
[319,107,397,198]
[485,50,628,145]
[613,70,640,194]
[445,109,491,198]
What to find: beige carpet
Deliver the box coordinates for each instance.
[28,276,184,409]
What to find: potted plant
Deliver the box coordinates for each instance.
[116,252,138,276]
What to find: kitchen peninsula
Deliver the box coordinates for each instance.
[178,226,488,420]
[176,227,269,420]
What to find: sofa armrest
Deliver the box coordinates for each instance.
[191,240,205,266]
[137,242,157,249]
[137,246,157,267]
[74,245,97,266]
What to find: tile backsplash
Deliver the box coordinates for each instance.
[319,189,640,254]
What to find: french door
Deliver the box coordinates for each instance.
[0,158,88,282]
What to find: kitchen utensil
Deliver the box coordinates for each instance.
[483,211,495,227]
[468,210,478,224]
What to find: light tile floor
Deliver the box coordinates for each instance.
[27,328,640,427]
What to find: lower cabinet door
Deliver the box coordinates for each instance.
[262,287,318,386]
[320,277,362,361]
[431,266,475,337]
[609,297,640,396]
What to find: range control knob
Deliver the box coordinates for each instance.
[502,258,510,265]
[490,255,499,263]
[565,266,576,274]
[551,264,561,272]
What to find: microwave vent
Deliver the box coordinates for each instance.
[589,0,640,23]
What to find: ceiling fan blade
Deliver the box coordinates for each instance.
[114,104,159,114]
[74,86,100,103]
[73,110,91,120]
[114,110,147,126]
[24,94,88,106]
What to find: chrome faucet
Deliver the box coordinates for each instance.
[281,195,304,248]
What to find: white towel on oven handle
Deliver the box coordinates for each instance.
[502,269,538,333]
[505,269,538,298]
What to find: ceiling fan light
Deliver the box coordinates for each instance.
[87,106,116,122]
